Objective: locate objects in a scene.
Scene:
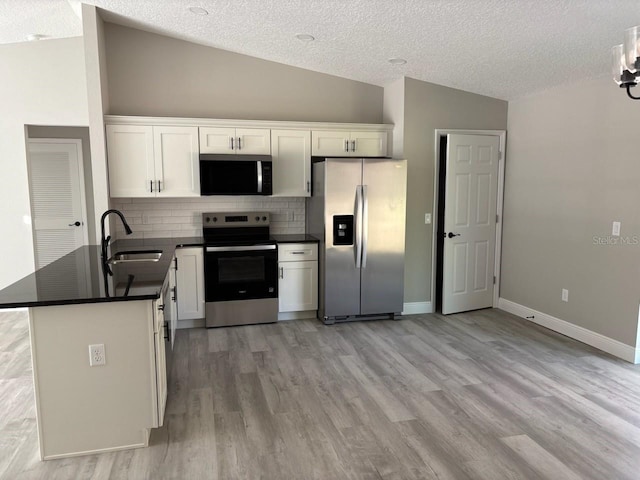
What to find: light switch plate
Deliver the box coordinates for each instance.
[612,221,621,237]
[561,289,569,302]
[425,213,432,224]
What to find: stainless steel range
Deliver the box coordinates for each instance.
[202,212,278,328]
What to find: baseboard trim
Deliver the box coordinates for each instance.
[402,302,433,315]
[43,440,148,460]
[278,311,317,321]
[176,318,205,329]
[498,297,638,364]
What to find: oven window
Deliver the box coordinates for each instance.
[218,256,265,283]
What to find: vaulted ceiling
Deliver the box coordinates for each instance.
[2,0,640,100]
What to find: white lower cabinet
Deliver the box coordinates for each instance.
[175,247,205,321]
[278,243,318,313]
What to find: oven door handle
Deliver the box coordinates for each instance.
[206,245,277,252]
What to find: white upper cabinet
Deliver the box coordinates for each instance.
[106,125,155,197]
[311,130,388,157]
[153,126,200,197]
[107,124,199,198]
[199,127,270,154]
[271,129,311,197]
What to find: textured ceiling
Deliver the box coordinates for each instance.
[2,0,640,100]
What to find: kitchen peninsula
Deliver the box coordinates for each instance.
[0,232,318,460]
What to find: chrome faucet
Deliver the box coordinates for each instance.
[100,209,133,264]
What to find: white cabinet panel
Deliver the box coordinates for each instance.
[154,126,200,197]
[271,129,311,197]
[278,243,318,313]
[311,130,349,157]
[107,125,200,198]
[106,125,154,197]
[311,130,388,157]
[351,131,388,157]
[200,127,270,154]
[176,247,205,321]
[199,127,235,153]
[236,128,271,154]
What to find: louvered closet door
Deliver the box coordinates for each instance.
[28,140,88,268]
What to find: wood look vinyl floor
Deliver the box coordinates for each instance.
[2,308,640,479]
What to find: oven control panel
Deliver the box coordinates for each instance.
[203,212,270,228]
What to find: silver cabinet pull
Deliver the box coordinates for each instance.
[157,180,162,193]
[351,140,356,152]
[279,267,284,279]
[237,137,242,150]
[345,139,349,152]
[150,180,153,193]
[230,137,235,150]
[306,180,310,193]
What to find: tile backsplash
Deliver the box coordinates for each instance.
[110,197,305,240]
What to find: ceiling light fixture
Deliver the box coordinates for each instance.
[26,34,46,41]
[612,25,640,99]
[295,34,315,42]
[188,7,209,15]
[388,58,407,65]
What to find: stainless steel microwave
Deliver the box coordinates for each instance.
[199,154,273,195]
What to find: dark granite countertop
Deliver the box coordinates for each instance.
[271,234,320,244]
[0,234,320,309]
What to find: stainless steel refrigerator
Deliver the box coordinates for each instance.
[306,158,407,324]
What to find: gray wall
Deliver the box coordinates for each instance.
[394,77,508,304]
[104,23,383,123]
[502,75,640,346]
[27,126,96,244]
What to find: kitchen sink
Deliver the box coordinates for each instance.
[108,250,163,264]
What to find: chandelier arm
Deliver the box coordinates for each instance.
[626,84,640,100]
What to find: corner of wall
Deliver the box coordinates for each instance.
[383,77,406,158]
[82,4,110,242]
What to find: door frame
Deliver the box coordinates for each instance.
[26,138,90,266]
[432,129,506,312]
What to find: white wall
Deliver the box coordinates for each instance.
[502,75,640,346]
[0,37,89,289]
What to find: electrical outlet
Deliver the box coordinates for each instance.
[612,221,621,237]
[561,289,569,302]
[425,213,432,224]
[89,344,105,366]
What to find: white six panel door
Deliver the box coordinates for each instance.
[442,134,500,315]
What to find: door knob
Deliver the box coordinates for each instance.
[69,221,81,227]
[447,232,461,238]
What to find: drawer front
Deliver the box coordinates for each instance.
[279,243,318,262]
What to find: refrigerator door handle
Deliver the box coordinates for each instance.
[361,184,369,268]
[355,185,363,268]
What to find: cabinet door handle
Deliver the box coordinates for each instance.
[230,137,234,150]
[306,180,310,193]
[345,139,349,152]
[172,286,177,302]
[279,267,284,279]
[351,140,356,152]
[150,180,153,193]
[291,251,305,255]
[157,180,162,193]
[237,137,242,150]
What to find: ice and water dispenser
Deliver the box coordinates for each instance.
[333,215,354,245]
